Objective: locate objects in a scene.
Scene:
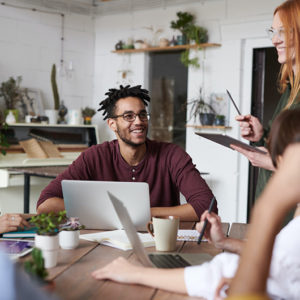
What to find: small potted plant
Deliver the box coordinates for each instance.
[188,89,216,125]
[30,211,66,268]
[59,217,85,250]
[214,114,225,126]
[24,247,48,282]
[81,107,96,125]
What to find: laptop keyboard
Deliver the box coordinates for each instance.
[148,254,191,268]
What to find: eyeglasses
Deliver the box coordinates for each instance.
[266,27,292,40]
[111,111,150,122]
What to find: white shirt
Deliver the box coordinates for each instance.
[184,216,300,300]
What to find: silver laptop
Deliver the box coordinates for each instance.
[62,180,150,231]
[108,191,213,268]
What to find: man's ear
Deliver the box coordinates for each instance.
[107,118,117,132]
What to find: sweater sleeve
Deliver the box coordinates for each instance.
[36,148,96,209]
[168,145,217,219]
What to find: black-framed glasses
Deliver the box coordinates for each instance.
[111,111,150,122]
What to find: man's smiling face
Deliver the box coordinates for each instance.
[109,96,149,147]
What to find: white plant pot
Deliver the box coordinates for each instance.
[45,109,58,124]
[59,230,80,249]
[35,234,59,268]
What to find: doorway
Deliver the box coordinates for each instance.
[148,51,188,149]
[247,47,281,220]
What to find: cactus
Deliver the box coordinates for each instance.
[51,64,60,110]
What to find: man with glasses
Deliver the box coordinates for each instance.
[37,85,216,221]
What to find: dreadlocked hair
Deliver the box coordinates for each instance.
[98,85,150,120]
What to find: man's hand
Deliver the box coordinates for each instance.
[235,114,264,142]
[0,214,30,234]
[230,145,275,171]
[196,211,226,249]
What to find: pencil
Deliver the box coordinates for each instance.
[197,196,216,244]
[226,89,241,115]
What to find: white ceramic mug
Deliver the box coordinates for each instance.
[147,216,179,252]
[68,109,82,125]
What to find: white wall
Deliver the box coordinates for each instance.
[0,1,95,112]
[93,0,283,222]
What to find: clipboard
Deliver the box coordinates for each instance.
[195,133,267,154]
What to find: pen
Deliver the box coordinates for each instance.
[197,196,216,244]
[226,89,241,115]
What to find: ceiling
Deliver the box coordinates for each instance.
[10,0,218,16]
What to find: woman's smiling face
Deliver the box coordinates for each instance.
[271,12,295,70]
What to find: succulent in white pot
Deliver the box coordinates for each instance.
[59,217,85,250]
[30,211,66,268]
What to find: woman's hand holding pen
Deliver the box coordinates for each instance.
[235,114,264,142]
[196,211,226,249]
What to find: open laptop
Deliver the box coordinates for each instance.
[62,180,150,231]
[108,191,213,268]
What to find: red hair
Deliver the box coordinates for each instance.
[274,0,300,108]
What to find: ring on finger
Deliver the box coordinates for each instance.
[11,216,15,221]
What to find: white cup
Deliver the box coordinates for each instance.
[147,216,179,252]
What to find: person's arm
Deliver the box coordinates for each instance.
[228,144,300,296]
[0,214,30,234]
[36,197,65,214]
[230,145,275,171]
[196,211,244,254]
[151,203,198,221]
[92,257,187,294]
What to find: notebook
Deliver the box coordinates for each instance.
[2,227,37,238]
[62,180,151,231]
[108,191,213,268]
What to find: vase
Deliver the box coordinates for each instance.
[44,109,58,125]
[59,230,80,249]
[5,110,16,124]
[68,109,82,125]
[35,234,59,268]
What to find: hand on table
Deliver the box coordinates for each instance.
[230,144,275,171]
[235,114,264,142]
[92,257,143,284]
[196,211,226,249]
[0,214,30,234]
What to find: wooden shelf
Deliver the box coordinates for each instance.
[112,43,221,54]
[186,125,232,130]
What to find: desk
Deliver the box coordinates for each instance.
[8,166,67,213]
[30,222,231,300]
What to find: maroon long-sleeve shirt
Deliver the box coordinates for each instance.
[37,139,217,218]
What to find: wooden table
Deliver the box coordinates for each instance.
[36,222,236,300]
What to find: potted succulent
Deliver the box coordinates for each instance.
[45,64,60,124]
[59,217,85,250]
[214,114,226,126]
[30,211,66,268]
[188,89,216,125]
[81,107,96,125]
